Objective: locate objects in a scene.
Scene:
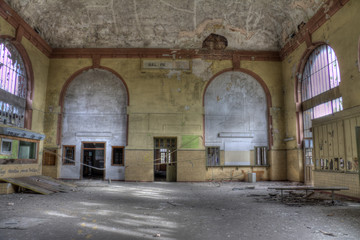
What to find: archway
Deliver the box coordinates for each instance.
[60,68,128,180]
[204,71,270,166]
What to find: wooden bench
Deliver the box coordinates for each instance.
[268,186,349,203]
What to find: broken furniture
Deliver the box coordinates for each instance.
[268,186,349,203]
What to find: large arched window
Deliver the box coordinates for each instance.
[301,44,342,183]
[302,45,342,139]
[0,39,27,128]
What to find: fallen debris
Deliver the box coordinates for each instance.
[0,217,46,230]
[319,230,336,237]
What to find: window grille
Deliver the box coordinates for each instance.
[301,45,340,101]
[302,45,342,140]
[0,41,27,98]
[0,40,27,128]
[206,147,220,166]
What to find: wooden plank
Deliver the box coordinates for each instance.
[350,118,357,158]
[327,123,334,158]
[337,120,345,158]
[322,125,328,159]
[332,122,338,157]
[314,126,320,162]
[319,125,324,158]
[344,119,352,159]
[1,177,53,195]
[0,176,76,195]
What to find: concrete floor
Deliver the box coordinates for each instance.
[0,181,359,240]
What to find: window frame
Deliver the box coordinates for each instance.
[62,145,76,165]
[1,138,13,155]
[18,140,38,160]
[43,150,57,166]
[111,146,125,166]
[0,135,39,164]
[206,146,220,167]
[0,36,34,130]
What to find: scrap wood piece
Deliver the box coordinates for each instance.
[0,175,76,195]
[319,230,336,237]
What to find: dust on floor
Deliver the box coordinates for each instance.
[0,181,359,240]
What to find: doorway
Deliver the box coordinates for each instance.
[82,142,105,179]
[304,138,313,185]
[154,138,177,182]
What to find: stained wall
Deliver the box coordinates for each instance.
[282,0,360,184]
[0,17,49,178]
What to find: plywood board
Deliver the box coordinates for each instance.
[332,122,338,157]
[327,123,333,158]
[344,119,353,158]
[322,125,328,158]
[0,176,76,195]
[350,118,357,158]
[337,121,345,157]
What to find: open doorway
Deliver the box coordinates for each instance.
[82,142,105,179]
[154,138,177,182]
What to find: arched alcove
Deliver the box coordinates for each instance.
[60,68,128,180]
[204,71,269,166]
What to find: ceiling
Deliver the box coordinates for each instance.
[5,0,326,50]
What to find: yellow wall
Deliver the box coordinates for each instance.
[43,59,92,148]
[281,0,360,182]
[0,17,15,37]
[43,57,285,181]
[0,17,49,178]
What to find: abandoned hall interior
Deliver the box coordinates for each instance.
[0,0,360,201]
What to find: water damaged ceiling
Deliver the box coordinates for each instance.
[5,0,327,50]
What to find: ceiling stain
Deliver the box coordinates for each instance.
[5,0,326,50]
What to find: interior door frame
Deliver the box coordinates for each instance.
[153,137,177,181]
[80,141,106,180]
[303,138,313,185]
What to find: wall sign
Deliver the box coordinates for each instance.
[141,59,191,71]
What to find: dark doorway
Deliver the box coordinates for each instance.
[154,138,177,182]
[82,142,105,179]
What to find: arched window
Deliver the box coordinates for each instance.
[0,39,27,128]
[301,45,342,139]
[301,44,342,183]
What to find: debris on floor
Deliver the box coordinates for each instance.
[0,175,77,195]
[0,217,46,230]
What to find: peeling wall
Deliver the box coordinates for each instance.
[6,0,324,50]
[0,17,49,178]
[282,0,360,182]
[61,69,128,180]
[204,71,268,165]
[42,56,285,181]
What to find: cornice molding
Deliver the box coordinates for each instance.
[0,0,52,57]
[280,0,350,59]
[51,48,281,61]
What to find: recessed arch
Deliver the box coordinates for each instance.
[203,68,273,151]
[57,66,129,145]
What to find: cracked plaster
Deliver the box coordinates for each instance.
[6,0,326,50]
